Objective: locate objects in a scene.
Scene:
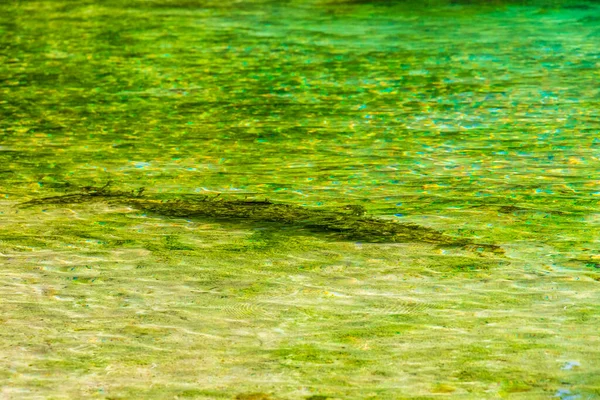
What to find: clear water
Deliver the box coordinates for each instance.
[1,0,599,398]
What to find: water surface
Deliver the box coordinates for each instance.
[1,0,599,398]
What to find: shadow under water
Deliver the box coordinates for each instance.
[20,184,504,255]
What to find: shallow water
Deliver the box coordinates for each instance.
[1,0,599,398]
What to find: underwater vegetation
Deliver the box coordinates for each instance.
[20,183,504,255]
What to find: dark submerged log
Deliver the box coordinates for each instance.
[20,184,504,255]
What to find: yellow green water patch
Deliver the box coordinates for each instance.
[1,0,600,397]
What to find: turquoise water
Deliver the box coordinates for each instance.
[1,0,599,398]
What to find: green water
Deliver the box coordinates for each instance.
[1,0,599,398]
